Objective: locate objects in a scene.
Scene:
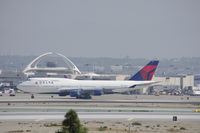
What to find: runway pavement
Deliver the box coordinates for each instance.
[0,106,197,112]
[0,112,200,121]
[0,99,200,104]
[1,94,200,105]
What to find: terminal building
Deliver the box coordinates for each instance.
[23,52,81,77]
[148,75,194,95]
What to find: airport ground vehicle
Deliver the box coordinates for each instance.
[9,89,15,96]
[194,109,200,112]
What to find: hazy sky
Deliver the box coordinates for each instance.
[0,0,199,58]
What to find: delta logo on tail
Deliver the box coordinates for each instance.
[129,60,159,81]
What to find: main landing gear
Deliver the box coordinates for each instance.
[31,94,34,99]
[76,92,92,99]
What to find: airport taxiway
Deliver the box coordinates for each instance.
[0,112,200,121]
[0,106,197,112]
[1,93,200,105]
[1,99,200,104]
[0,94,200,121]
[1,94,200,133]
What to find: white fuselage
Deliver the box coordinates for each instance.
[17,78,155,93]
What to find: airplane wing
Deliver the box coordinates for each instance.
[129,81,160,88]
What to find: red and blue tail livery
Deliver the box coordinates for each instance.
[129,60,159,81]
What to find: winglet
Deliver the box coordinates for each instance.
[129,60,159,81]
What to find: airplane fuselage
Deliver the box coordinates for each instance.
[18,78,155,93]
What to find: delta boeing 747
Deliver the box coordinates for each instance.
[17,60,159,99]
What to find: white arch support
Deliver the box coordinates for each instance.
[23,52,81,74]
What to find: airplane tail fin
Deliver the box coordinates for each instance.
[129,60,159,81]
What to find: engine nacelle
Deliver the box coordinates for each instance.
[59,91,69,96]
[93,90,103,96]
[69,90,79,97]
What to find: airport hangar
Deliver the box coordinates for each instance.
[0,52,195,95]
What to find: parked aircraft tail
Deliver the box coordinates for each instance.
[129,60,159,81]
